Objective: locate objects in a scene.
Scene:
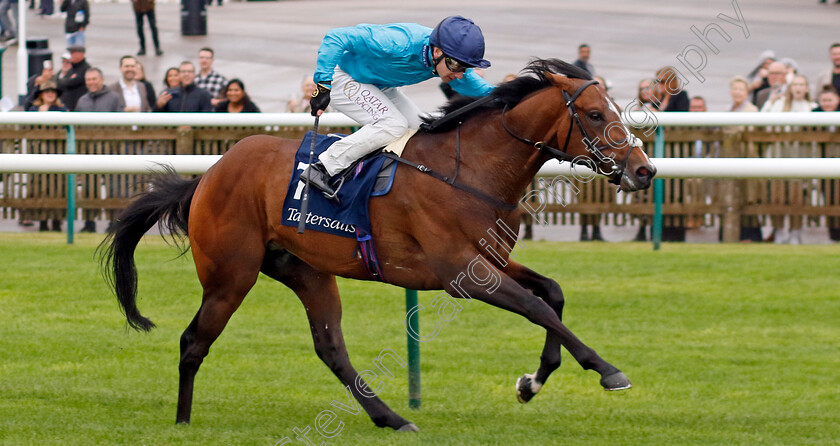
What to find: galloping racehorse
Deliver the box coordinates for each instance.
[100,59,656,431]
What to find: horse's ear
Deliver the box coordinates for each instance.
[545,72,570,87]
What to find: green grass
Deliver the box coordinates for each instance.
[1,233,839,445]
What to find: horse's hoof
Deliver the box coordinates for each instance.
[397,423,419,432]
[600,371,632,391]
[516,373,541,403]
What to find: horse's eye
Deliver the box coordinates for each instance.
[589,111,604,122]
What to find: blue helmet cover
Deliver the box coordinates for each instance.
[430,16,491,69]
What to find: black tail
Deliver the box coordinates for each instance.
[98,168,201,332]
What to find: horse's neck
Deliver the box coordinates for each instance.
[404,108,553,206]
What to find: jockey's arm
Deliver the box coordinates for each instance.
[313,26,368,85]
[448,69,495,97]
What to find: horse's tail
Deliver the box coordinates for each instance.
[98,168,201,332]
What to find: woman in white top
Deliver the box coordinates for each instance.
[761,74,815,244]
[762,74,814,113]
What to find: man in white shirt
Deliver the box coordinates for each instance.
[109,55,150,112]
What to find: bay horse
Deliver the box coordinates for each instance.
[100,59,656,431]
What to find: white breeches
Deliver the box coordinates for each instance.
[319,67,424,176]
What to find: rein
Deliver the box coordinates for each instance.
[501,78,638,185]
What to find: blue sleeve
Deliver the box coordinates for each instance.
[314,26,368,85]
[448,69,495,97]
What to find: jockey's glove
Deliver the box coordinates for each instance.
[310,82,331,116]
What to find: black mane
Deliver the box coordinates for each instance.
[420,58,593,133]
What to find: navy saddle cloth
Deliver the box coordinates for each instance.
[281,131,397,238]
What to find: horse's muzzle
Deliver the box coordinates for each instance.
[619,163,657,192]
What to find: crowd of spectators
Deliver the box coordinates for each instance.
[12,30,840,237]
[23,45,265,116]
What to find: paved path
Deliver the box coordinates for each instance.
[1,0,838,112]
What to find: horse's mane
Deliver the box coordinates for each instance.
[420,58,593,133]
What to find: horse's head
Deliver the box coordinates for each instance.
[544,73,656,191]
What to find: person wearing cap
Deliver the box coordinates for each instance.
[300,16,494,196]
[57,45,90,111]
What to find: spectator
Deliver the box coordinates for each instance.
[815,86,840,241]
[780,57,800,85]
[60,0,89,47]
[763,74,812,113]
[503,73,517,83]
[573,43,594,76]
[28,80,66,111]
[813,86,840,112]
[728,76,762,242]
[729,75,759,112]
[654,66,689,112]
[40,0,53,16]
[155,61,213,112]
[0,0,18,42]
[756,61,788,110]
[814,42,840,99]
[636,77,658,109]
[27,80,67,232]
[76,68,123,233]
[162,66,180,89]
[762,74,813,245]
[24,58,57,110]
[134,61,156,107]
[109,55,151,112]
[747,50,775,106]
[286,74,316,113]
[689,96,707,112]
[75,68,123,112]
[214,79,260,113]
[132,0,161,56]
[195,47,227,106]
[57,45,90,111]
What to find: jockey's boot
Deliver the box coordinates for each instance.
[300,161,337,197]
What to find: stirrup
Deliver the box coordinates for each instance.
[322,176,344,202]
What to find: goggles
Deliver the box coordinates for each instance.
[443,56,469,73]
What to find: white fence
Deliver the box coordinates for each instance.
[1,112,839,178]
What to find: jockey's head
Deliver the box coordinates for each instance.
[430,16,491,81]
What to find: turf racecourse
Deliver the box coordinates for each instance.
[1,233,838,446]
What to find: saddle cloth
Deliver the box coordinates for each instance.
[280,131,399,239]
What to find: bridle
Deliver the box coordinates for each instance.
[501,79,641,185]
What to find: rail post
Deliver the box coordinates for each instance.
[66,125,76,244]
[405,289,421,409]
[652,127,665,250]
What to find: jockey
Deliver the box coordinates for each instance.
[301,16,495,196]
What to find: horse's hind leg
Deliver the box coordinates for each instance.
[261,249,418,431]
[176,239,264,424]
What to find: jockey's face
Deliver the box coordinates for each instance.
[433,47,465,83]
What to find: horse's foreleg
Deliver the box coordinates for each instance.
[504,261,566,403]
[262,249,417,432]
[445,260,631,395]
[176,242,262,424]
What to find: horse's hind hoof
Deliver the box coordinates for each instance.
[516,373,542,403]
[600,371,632,391]
[397,423,419,432]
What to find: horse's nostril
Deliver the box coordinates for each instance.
[637,166,651,178]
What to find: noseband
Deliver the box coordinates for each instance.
[501,79,639,185]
